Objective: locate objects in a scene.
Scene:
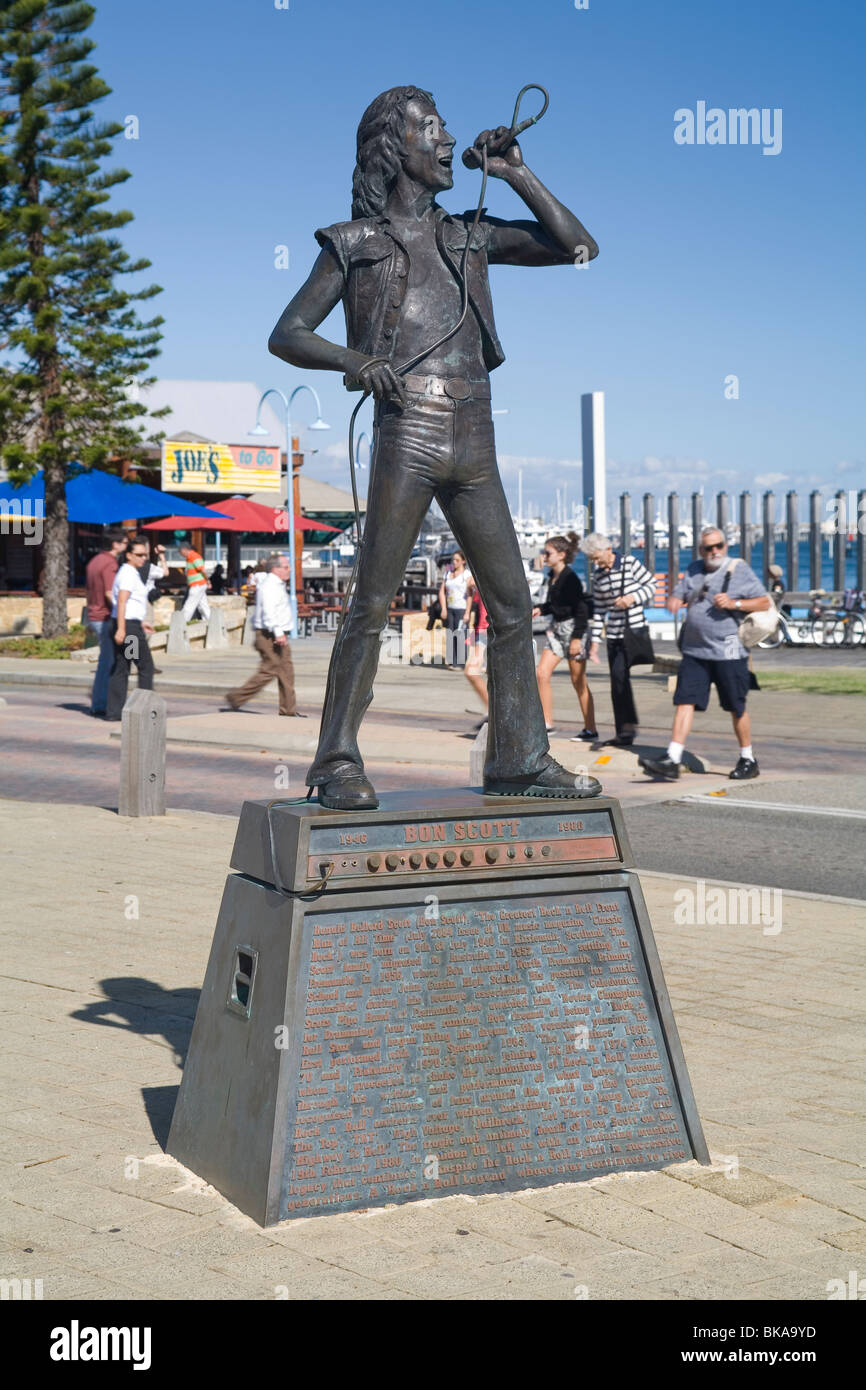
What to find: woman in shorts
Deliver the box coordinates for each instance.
[532,533,597,740]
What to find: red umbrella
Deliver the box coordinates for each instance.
[142,498,341,533]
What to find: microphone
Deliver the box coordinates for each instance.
[461,83,549,170]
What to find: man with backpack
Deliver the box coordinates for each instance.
[639,528,772,781]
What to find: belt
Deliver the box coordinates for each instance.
[402,374,490,402]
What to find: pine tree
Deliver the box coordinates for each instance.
[0,0,164,635]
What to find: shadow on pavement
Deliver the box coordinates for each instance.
[591,741,714,775]
[71,977,200,1147]
[70,975,199,1067]
[141,1084,181,1149]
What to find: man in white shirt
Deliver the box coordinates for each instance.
[225,554,302,716]
[105,538,167,721]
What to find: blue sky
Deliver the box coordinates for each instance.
[91,0,864,520]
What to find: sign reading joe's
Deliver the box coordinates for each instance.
[161,440,281,494]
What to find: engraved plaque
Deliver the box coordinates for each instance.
[282,884,693,1215]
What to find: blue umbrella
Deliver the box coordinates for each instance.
[0,465,229,523]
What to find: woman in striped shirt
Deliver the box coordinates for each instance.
[580,532,655,747]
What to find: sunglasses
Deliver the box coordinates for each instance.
[701,542,726,553]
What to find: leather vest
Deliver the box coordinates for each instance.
[314,207,506,375]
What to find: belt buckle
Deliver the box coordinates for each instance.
[444,377,471,401]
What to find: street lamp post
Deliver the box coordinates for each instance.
[250,384,329,637]
[353,431,372,546]
[354,430,371,471]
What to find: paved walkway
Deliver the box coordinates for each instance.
[1,800,862,1301]
[4,638,864,812]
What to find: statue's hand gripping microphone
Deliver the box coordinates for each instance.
[461,83,550,170]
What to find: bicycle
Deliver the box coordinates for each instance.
[810,591,866,647]
[757,593,813,649]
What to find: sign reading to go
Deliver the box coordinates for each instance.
[161,441,281,493]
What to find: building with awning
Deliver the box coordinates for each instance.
[0,465,226,592]
[0,378,367,591]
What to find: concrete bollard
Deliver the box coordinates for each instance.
[167,610,189,654]
[242,610,256,647]
[206,608,228,649]
[469,721,488,787]
[120,689,166,817]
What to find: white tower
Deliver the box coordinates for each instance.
[581,391,606,534]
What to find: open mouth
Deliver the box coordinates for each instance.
[438,154,453,169]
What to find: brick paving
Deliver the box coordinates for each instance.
[0,800,862,1301]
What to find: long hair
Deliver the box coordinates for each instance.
[352,86,434,220]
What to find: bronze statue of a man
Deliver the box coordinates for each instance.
[270,86,601,810]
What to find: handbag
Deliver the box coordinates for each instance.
[731,561,781,647]
[619,560,655,667]
[624,623,655,666]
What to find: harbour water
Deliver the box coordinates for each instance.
[574,538,861,594]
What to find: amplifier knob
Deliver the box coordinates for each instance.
[506,847,516,859]
[443,850,457,867]
[426,852,440,868]
[409,852,423,869]
[460,849,474,866]
[386,853,400,871]
[485,847,499,863]
[541,844,551,857]
[367,854,381,871]
[524,845,534,858]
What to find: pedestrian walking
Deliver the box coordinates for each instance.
[639,527,771,781]
[105,539,167,721]
[85,531,126,716]
[178,540,211,623]
[581,533,655,747]
[463,577,489,727]
[438,551,472,668]
[532,533,597,740]
[226,555,302,716]
[767,563,786,607]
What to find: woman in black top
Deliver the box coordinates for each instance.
[532,532,597,740]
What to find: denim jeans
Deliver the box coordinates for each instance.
[307,392,549,785]
[88,619,114,714]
